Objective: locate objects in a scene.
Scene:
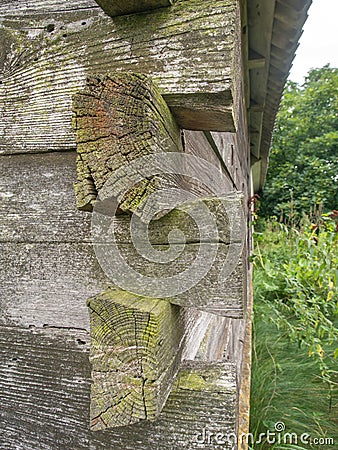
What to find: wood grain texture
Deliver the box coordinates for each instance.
[0,152,92,243]
[94,194,246,245]
[97,242,247,317]
[72,72,183,215]
[182,129,237,198]
[207,79,250,196]
[0,0,99,15]
[0,152,244,245]
[1,238,245,327]
[0,325,237,449]
[0,150,246,322]
[0,326,92,450]
[0,0,240,154]
[196,315,232,362]
[94,0,175,17]
[0,242,110,329]
[88,290,183,429]
[0,239,245,332]
[209,130,250,197]
[87,289,210,429]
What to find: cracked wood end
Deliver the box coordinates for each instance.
[105,360,238,448]
[94,0,176,17]
[72,72,183,218]
[87,288,187,430]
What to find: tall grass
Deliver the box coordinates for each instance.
[250,214,338,449]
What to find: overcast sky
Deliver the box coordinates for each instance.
[288,0,338,84]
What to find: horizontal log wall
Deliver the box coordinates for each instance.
[0,0,252,447]
[0,0,241,155]
[0,149,247,441]
[0,325,237,449]
[0,150,246,322]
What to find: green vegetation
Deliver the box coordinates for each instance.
[250,217,338,449]
[261,66,338,220]
[250,66,338,449]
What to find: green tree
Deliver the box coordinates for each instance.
[261,65,338,219]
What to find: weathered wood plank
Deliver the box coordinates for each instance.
[94,0,175,17]
[0,243,109,329]
[87,289,209,429]
[0,152,92,243]
[182,130,235,194]
[209,84,250,196]
[0,152,243,245]
[0,0,99,15]
[210,131,250,196]
[0,325,237,449]
[196,315,232,362]
[0,0,241,154]
[72,72,183,215]
[97,242,246,317]
[93,194,245,245]
[0,238,245,333]
[0,326,92,450]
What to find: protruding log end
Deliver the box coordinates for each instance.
[87,288,184,430]
[72,72,182,217]
[94,0,176,18]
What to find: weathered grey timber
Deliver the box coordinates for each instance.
[0,148,246,326]
[94,195,245,245]
[0,241,245,330]
[183,130,234,185]
[0,0,241,155]
[0,152,240,245]
[87,289,210,429]
[72,72,183,214]
[0,0,98,14]
[96,242,246,317]
[208,87,251,198]
[0,325,237,449]
[94,0,176,17]
[0,152,92,243]
[197,315,232,361]
[0,242,110,329]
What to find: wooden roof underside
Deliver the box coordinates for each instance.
[246,0,312,191]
